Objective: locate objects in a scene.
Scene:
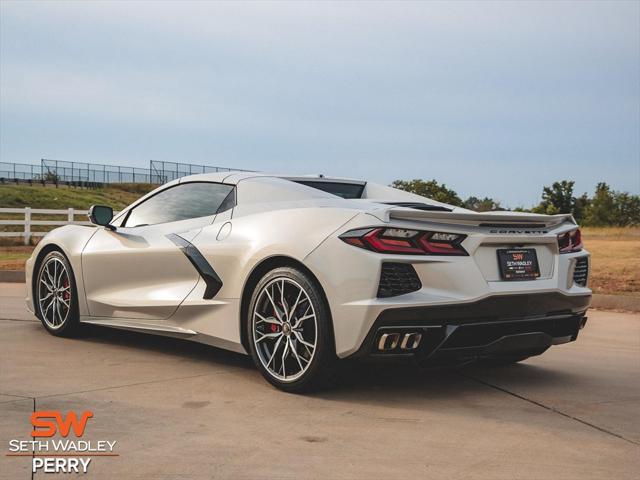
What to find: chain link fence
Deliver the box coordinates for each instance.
[41,159,161,183]
[0,162,44,181]
[1,159,252,185]
[149,160,252,184]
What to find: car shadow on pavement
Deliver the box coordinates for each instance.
[79,324,255,370]
[327,359,577,398]
[74,323,580,401]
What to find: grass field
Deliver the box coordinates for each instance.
[581,227,639,297]
[0,246,32,270]
[0,183,156,210]
[0,183,157,241]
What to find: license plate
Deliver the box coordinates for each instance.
[497,248,540,281]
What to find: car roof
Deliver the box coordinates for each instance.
[177,171,367,186]
[174,172,464,211]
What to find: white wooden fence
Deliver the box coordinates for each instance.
[0,207,92,245]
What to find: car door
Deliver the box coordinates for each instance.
[81,181,235,320]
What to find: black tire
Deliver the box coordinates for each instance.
[247,266,337,393]
[35,250,82,337]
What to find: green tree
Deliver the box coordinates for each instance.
[573,193,590,223]
[584,184,640,226]
[532,180,575,215]
[584,183,616,226]
[463,196,503,212]
[616,192,640,226]
[391,179,463,206]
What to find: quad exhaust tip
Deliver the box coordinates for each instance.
[378,333,400,351]
[377,331,422,352]
[401,332,422,350]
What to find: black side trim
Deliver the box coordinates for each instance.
[167,233,223,299]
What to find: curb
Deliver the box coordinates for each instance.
[0,270,25,283]
[591,294,640,313]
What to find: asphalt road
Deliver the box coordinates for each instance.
[1,283,638,479]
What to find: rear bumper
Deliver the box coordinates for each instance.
[305,214,592,358]
[347,292,591,362]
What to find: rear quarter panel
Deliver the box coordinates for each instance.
[173,207,359,350]
[192,207,360,300]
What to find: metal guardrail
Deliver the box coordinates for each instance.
[0,207,116,245]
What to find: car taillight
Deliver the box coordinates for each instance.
[340,227,468,256]
[557,228,583,253]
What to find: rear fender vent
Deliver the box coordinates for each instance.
[377,263,422,298]
[573,257,589,287]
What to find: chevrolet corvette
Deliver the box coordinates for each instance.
[25,173,591,391]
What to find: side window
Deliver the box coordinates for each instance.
[293,180,365,199]
[124,182,235,227]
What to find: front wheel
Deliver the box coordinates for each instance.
[35,250,81,337]
[247,267,336,392]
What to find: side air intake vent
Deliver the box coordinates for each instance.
[573,257,589,287]
[377,263,422,298]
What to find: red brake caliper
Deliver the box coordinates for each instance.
[270,303,282,333]
[63,279,70,300]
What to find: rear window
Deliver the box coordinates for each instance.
[293,181,364,199]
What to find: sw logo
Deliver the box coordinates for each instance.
[7,410,117,474]
[30,411,95,474]
[31,410,93,438]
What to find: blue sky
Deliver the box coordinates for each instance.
[1,0,638,207]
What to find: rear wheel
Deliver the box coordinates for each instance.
[35,251,81,337]
[247,267,336,392]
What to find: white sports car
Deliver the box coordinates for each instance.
[26,173,591,391]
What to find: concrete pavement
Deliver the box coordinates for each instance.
[1,283,638,479]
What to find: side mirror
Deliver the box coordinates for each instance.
[88,205,115,230]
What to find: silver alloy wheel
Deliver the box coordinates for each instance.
[252,277,318,382]
[37,257,71,330]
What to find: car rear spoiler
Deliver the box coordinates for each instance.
[382,208,576,229]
